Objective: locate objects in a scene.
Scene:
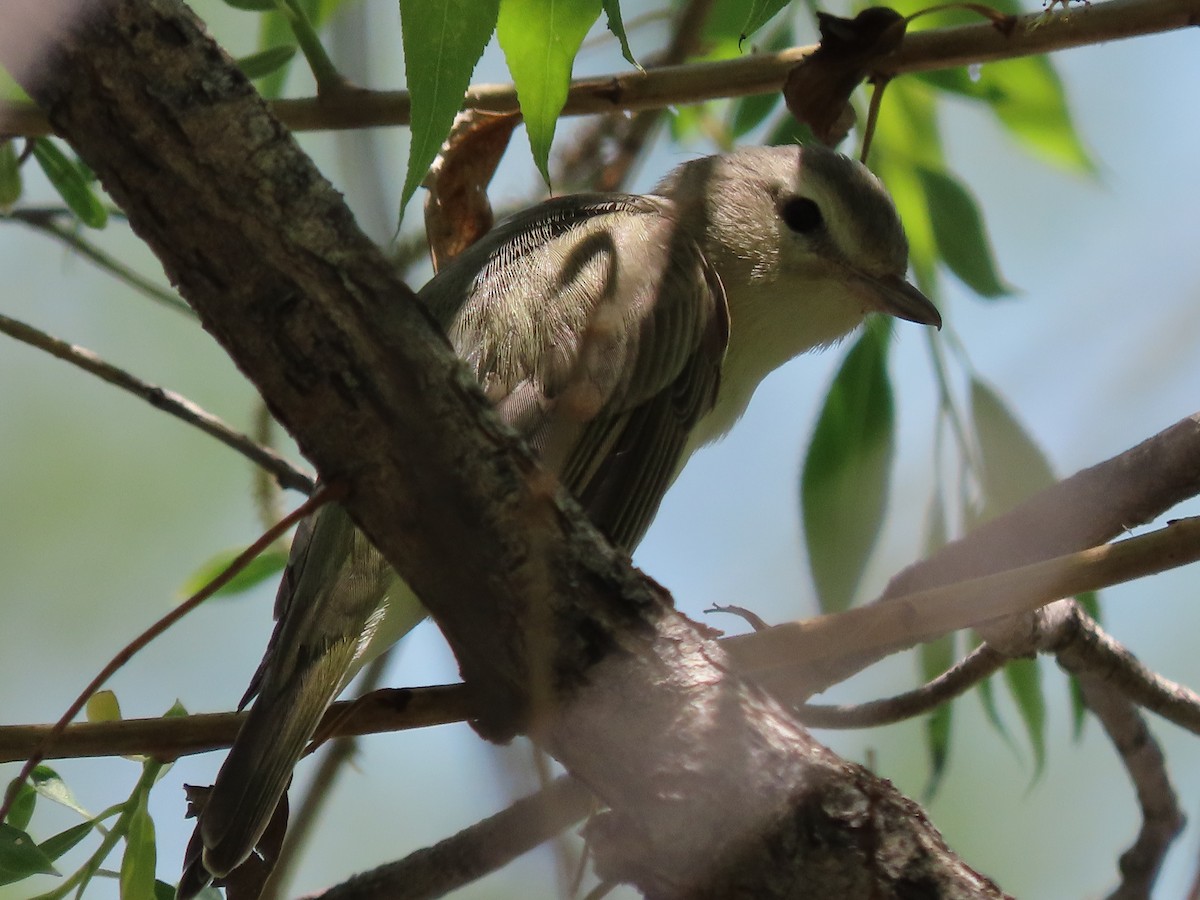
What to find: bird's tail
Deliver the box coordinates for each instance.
[176,502,424,898]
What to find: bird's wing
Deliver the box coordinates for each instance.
[181,193,728,895]
[184,501,398,884]
[422,192,729,549]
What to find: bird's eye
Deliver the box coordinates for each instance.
[779,196,823,233]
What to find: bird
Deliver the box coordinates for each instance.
[177,143,940,897]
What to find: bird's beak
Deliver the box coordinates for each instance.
[857,273,942,330]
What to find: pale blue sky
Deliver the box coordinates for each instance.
[2,2,1199,898]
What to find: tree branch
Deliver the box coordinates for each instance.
[2,0,1195,138]
[1,2,1009,895]
[0,685,474,765]
[0,310,314,493]
[730,412,1200,701]
[315,775,594,900]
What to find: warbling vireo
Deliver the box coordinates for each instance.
[178,143,940,897]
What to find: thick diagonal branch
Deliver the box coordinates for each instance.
[0,1,1010,896]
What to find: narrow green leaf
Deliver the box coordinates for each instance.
[86,690,122,724]
[870,81,943,289]
[221,0,276,10]
[163,700,190,719]
[918,58,1092,173]
[237,45,297,81]
[30,766,92,819]
[399,0,500,218]
[740,0,790,43]
[119,792,156,900]
[0,140,22,209]
[976,671,1013,746]
[1004,657,1047,777]
[497,0,602,183]
[31,139,108,229]
[970,378,1055,521]
[154,879,182,900]
[730,92,780,139]
[3,782,35,831]
[0,68,31,102]
[180,545,289,599]
[728,23,790,138]
[601,0,639,68]
[970,379,1053,765]
[0,822,58,885]
[920,489,953,797]
[254,0,323,98]
[1068,589,1101,737]
[802,323,895,613]
[920,634,955,799]
[38,822,93,863]
[916,165,1012,298]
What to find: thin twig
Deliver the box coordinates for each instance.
[2,0,1193,137]
[1038,601,1186,897]
[6,208,195,316]
[1075,669,1183,899]
[744,412,1200,700]
[6,519,1200,763]
[0,683,474,765]
[1048,605,1200,737]
[314,775,595,900]
[0,484,343,823]
[0,310,314,493]
[732,515,1200,703]
[794,644,1005,729]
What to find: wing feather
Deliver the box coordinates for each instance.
[420,192,729,549]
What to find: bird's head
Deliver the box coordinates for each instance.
[656,145,940,354]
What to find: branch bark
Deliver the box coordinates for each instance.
[1,1,1008,896]
[2,0,1197,137]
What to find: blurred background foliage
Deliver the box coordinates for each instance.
[2,0,1199,896]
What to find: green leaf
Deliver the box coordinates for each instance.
[38,822,93,863]
[31,139,108,229]
[976,669,1012,746]
[181,545,289,598]
[237,45,298,81]
[154,879,182,900]
[601,0,639,68]
[253,0,324,98]
[0,140,22,209]
[30,766,92,819]
[870,82,943,290]
[0,68,31,102]
[119,792,156,900]
[0,822,58,885]
[918,57,1093,173]
[1069,590,1100,737]
[970,378,1055,521]
[497,0,602,183]
[729,92,779,139]
[916,165,1012,298]
[86,690,122,724]
[163,700,190,719]
[399,0,500,218]
[728,23,790,138]
[920,634,955,799]
[802,323,895,613]
[740,0,790,43]
[3,782,35,831]
[919,489,953,796]
[221,0,276,10]
[1004,657,1047,777]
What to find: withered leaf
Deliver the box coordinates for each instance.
[423,110,520,273]
[783,7,907,146]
